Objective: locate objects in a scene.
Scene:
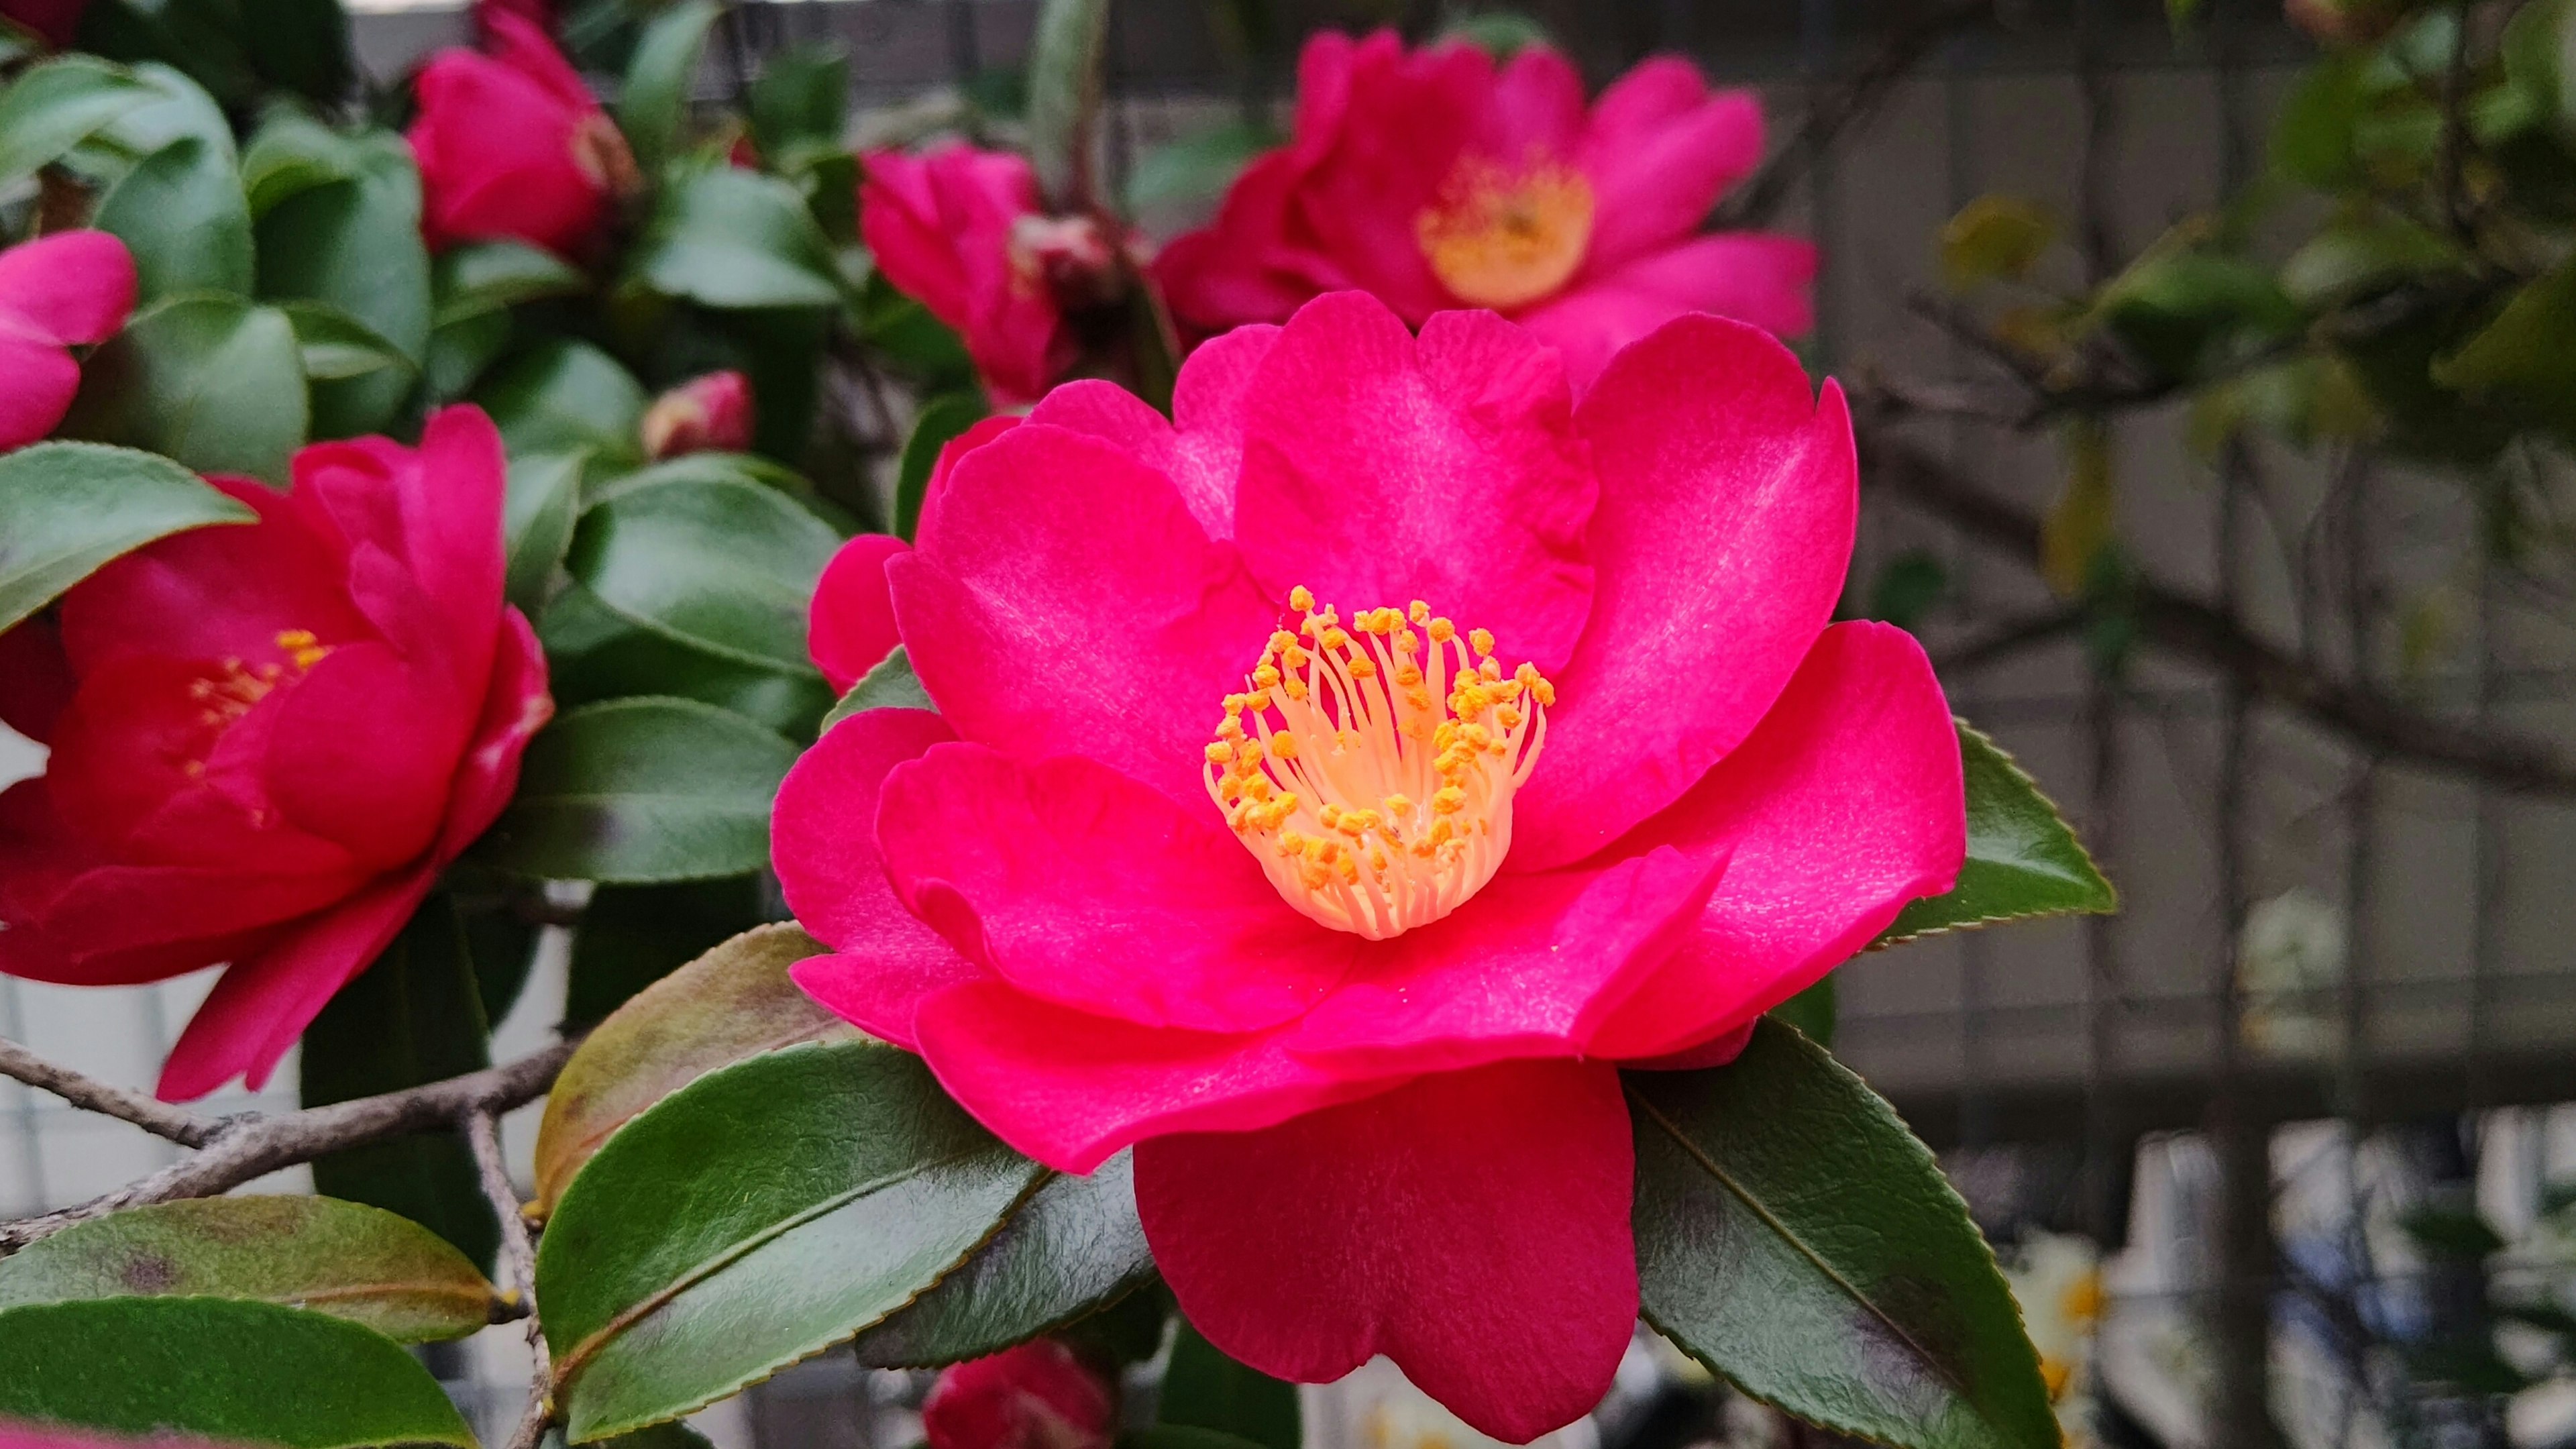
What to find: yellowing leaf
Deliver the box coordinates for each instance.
[2041,421,2116,598]
[1939,195,2058,292]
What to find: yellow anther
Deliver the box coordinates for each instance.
[1289,585,1314,611]
[1409,600,1431,624]
[1428,618,1456,643]
[1269,732,1299,760]
[1469,628,1495,658]
[1205,742,1236,764]
[1432,786,1468,816]
[1320,627,1350,651]
[1385,794,1415,817]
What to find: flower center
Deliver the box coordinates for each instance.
[177,630,332,779]
[1205,587,1553,941]
[1414,155,1596,311]
[570,113,641,199]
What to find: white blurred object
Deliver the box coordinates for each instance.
[2006,1230,2104,1446]
[2239,889,2349,1061]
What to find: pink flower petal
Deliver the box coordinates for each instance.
[1164,323,1278,539]
[789,938,981,1053]
[1234,294,1595,671]
[1517,233,1818,392]
[1283,844,1725,1074]
[910,980,1391,1172]
[1282,36,1485,319]
[893,423,1275,806]
[861,145,1067,405]
[810,533,907,691]
[1576,64,1764,274]
[773,705,957,951]
[409,42,604,256]
[0,230,138,345]
[0,323,81,453]
[0,614,74,743]
[1583,622,1964,1061]
[1483,45,1587,163]
[1134,1058,1636,1443]
[262,641,463,870]
[1512,315,1854,870]
[878,743,1356,1034]
[909,415,1020,547]
[432,605,552,860]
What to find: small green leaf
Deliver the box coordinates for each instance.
[478,697,800,883]
[0,1197,500,1342]
[820,645,933,733]
[1434,11,1553,59]
[619,0,721,178]
[2434,257,2576,433]
[281,301,417,384]
[0,442,252,633]
[1876,722,2115,947]
[1024,0,1111,209]
[749,42,849,160]
[1161,1320,1301,1449]
[62,294,309,484]
[1125,122,1275,235]
[0,1297,474,1447]
[566,466,843,675]
[538,921,849,1214]
[2272,55,2367,189]
[435,240,592,328]
[897,391,991,541]
[1630,1020,2057,1449]
[93,135,253,302]
[0,56,158,184]
[2279,217,2460,309]
[537,1040,1046,1440]
[506,449,589,614]
[478,339,651,465]
[239,108,366,218]
[634,165,843,311]
[1938,195,2057,293]
[853,1150,1157,1368]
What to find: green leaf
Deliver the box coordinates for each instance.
[506,449,590,615]
[1876,722,2115,947]
[566,466,843,675]
[897,391,991,541]
[91,134,251,303]
[619,0,720,178]
[1629,1020,2057,1449]
[749,42,849,160]
[282,301,417,384]
[2502,0,2576,144]
[1768,975,1837,1049]
[1121,1430,1273,1449]
[478,697,800,883]
[93,60,231,164]
[237,0,354,105]
[0,1297,474,1446]
[1024,0,1110,209]
[1126,121,1275,235]
[537,1040,1047,1440]
[853,1150,1157,1368]
[820,645,933,733]
[301,892,498,1271]
[0,56,157,184]
[634,165,843,310]
[2271,54,2368,190]
[541,583,837,740]
[858,266,978,390]
[480,339,651,465]
[0,1196,500,1342]
[564,875,771,1027]
[1161,1320,1301,1449]
[427,307,517,404]
[62,294,308,484]
[434,239,591,329]
[0,441,252,633]
[1938,195,2057,293]
[1434,11,1553,59]
[1863,549,1949,632]
[537,921,849,1214]
[254,129,433,439]
[239,107,366,219]
[2433,258,2576,433]
[2279,215,2460,309]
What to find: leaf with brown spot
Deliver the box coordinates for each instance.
[533,922,857,1214]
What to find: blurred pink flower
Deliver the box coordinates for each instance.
[921,1341,1117,1449]
[409,12,632,258]
[474,0,553,42]
[642,370,755,459]
[1157,32,1815,390]
[0,1418,242,1449]
[0,0,84,46]
[0,230,136,452]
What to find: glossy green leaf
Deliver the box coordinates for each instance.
[2434,258,2576,432]
[0,1297,474,1447]
[302,892,498,1271]
[0,1196,500,1342]
[853,1150,1157,1368]
[537,1040,1047,1440]
[62,294,307,484]
[478,696,800,883]
[820,645,933,733]
[1162,1320,1301,1449]
[633,166,842,310]
[1026,0,1111,209]
[480,339,651,465]
[1630,1020,2057,1449]
[538,921,849,1213]
[564,876,771,1029]
[434,239,591,328]
[541,582,837,740]
[427,307,517,403]
[93,135,252,302]
[93,60,231,164]
[0,442,252,633]
[254,129,432,439]
[749,42,849,159]
[566,467,841,675]
[619,0,720,177]
[0,56,157,184]
[239,108,367,218]
[505,449,588,615]
[896,390,990,541]
[282,301,417,384]
[1126,121,1274,235]
[1876,722,2115,947]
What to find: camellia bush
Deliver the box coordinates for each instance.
[0,1,2118,1448]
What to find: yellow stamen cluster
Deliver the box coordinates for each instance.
[1415,154,1597,311]
[177,629,333,778]
[1205,586,1553,940]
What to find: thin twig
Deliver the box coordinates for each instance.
[0,1038,221,1148]
[470,1111,554,1449]
[1933,608,2088,674]
[2434,0,2477,242]
[0,1038,579,1255]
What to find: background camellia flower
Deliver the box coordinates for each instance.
[0,407,551,1102]
[409,11,635,258]
[780,291,1964,1439]
[1,1418,248,1449]
[1155,32,1816,390]
[0,0,83,46]
[0,230,136,452]
[920,1340,1118,1449]
[641,370,756,459]
[474,0,553,42]
[859,144,1102,405]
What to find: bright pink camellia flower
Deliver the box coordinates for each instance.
[922,1340,1118,1449]
[0,1418,243,1449]
[0,231,137,453]
[409,12,633,258]
[474,0,553,42]
[861,145,1118,405]
[779,292,1963,1440]
[1157,32,1816,391]
[641,370,756,459]
[0,408,552,1102]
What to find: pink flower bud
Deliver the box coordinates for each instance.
[921,1340,1118,1449]
[641,370,756,460]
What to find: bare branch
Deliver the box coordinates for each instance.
[0,1038,579,1256]
[1934,608,2088,674]
[470,1111,555,1449]
[0,1038,221,1148]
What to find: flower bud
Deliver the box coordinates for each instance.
[1009,214,1126,311]
[921,1340,1118,1449]
[641,370,756,460]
